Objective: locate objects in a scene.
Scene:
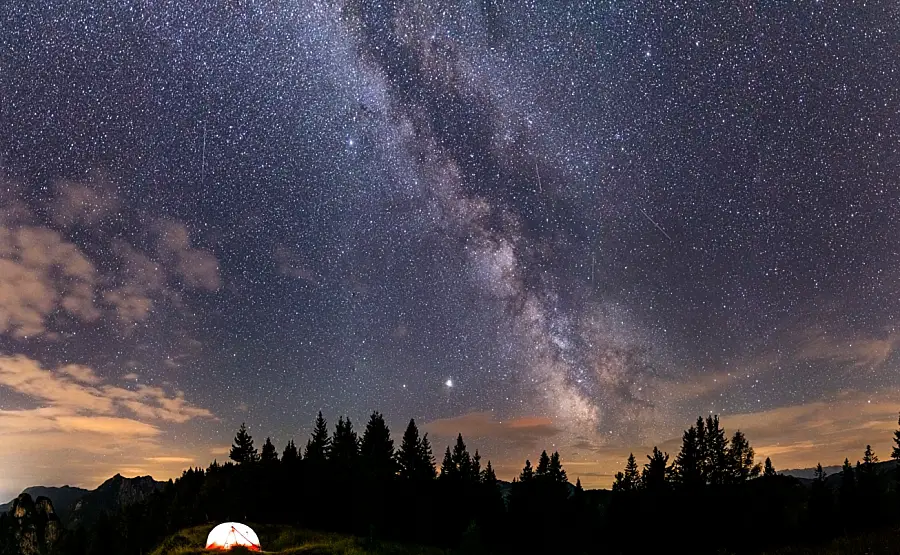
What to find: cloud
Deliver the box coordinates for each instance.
[795,330,900,369]
[58,364,103,385]
[49,173,122,228]
[145,456,194,464]
[154,220,221,291]
[424,411,561,448]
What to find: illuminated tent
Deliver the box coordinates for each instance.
[205,522,261,551]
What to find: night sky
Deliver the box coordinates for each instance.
[2,1,900,499]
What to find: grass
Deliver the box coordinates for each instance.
[149,524,454,555]
[756,524,900,555]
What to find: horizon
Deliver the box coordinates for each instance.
[2,2,900,505]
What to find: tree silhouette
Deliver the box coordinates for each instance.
[892,412,900,464]
[445,434,474,484]
[519,459,534,482]
[282,440,299,465]
[398,419,433,481]
[260,437,278,463]
[674,424,702,488]
[304,411,331,465]
[418,433,437,480]
[482,460,497,485]
[440,447,454,480]
[549,451,567,484]
[360,411,396,482]
[642,447,670,491]
[471,450,482,483]
[815,463,827,482]
[726,430,756,483]
[763,457,776,477]
[229,423,258,464]
[862,444,878,470]
[330,416,360,474]
[536,450,551,478]
[704,414,728,485]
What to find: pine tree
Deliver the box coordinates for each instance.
[330,416,360,473]
[471,450,482,483]
[260,437,278,463]
[695,417,707,482]
[418,433,436,480]
[814,462,826,482]
[398,419,423,480]
[282,440,299,465]
[536,450,551,478]
[622,453,639,491]
[360,411,396,481]
[859,445,879,495]
[229,423,259,464]
[642,447,670,491]
[482,460,498,486]
[440,447,454,479]
[840,458,856,510]
[726,430,755,483]
[612,471,627,492]
[674,424,702,488]
[549,451,567,484]
[449,434,473,483]
[704,414,728,485]
[519,459,534,482]
[763,457,776,477]
[892,412,900,464]
[304,411,331,465]
[862,444,878,469]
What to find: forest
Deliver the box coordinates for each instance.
[5,410,900,554]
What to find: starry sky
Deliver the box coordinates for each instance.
[2,0,900,500]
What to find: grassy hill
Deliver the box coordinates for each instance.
[150,524,456,555]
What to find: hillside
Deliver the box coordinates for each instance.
[150,524,455,555]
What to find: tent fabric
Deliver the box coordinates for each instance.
[205,522,261,551]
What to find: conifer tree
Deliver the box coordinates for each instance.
[519,459,534,482]
[840,458,856,513]
[449,434,473,483]
[282,440,299,465]
[704,414,728,485]
[674,424,703,488]
[482,460,498,486]
[536,450,551,478]
[892,412,900,464]
[229,423,259,464]
[763,457,776,477]
[330,416,360,473]
[440,447,454,479]
[304,411,331,465]
[471,450,482,483]
[814,462,826,482]
[622,453,639,491]
[726,430,755,483]
[418,433,437,480]
[260,437,279,463]
[862,444,878,470]
[360,411,396,481]
[612,472,627,492]
[695,417,707,482]
[642,447,670,491]
[549,451,568,484]
[398,419,423,480]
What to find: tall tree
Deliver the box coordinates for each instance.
[726,430,756,483]
[519,459,535,482]
[304,411,331,465]
[674,424,703,488]
[418,433,437,480]
[814,463,827,482]
[447,434,474,483]
[642,447,670,491]
[623,453,639,491]
[360,411,396,481]
[440,447,454,479]
[229,423,258,464]
[763,457,776,477]
[892,412,900,464]
[398,419,425,480]
[482,460,498,486]
[330,416,360,474]
[471,450,482,483]
[260,437,279,463]
[704,414,728,485]
[861,444,878,471]
[536,450,551,479]
[282,440,299,465]
[549,451,568,484]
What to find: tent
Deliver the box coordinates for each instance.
[205,522,261,551]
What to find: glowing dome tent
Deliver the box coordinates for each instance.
[205,522,261,551]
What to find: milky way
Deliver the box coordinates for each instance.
[1,1,900,497]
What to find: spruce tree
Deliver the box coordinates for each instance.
[814,463,826,482]
[482,460,498,486]
[449,434,473,483]
[519,459,535,482]
[549,451,568,484]
[440,446,454,480]
[763,457,776,477]
[695,417,708,482]
[892,412,900,464]
[704,414,728,485]
[304,411,331,465]
[282,440,299,464]
[726,430,755,483]
[536,450,551,478]
[674,424,702,488]
[471,450,482,483]
[418,433,437,480]
[260,437,279,463]
[360,411,396,481]
[622,453,639,491]
[612,471,627,492]
[229,423,259,464]
[642,447,670,491]
[862,444,878,470]
[330,416,360,474]
[398,419,423,480]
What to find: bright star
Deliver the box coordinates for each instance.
[445,378,453,388]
